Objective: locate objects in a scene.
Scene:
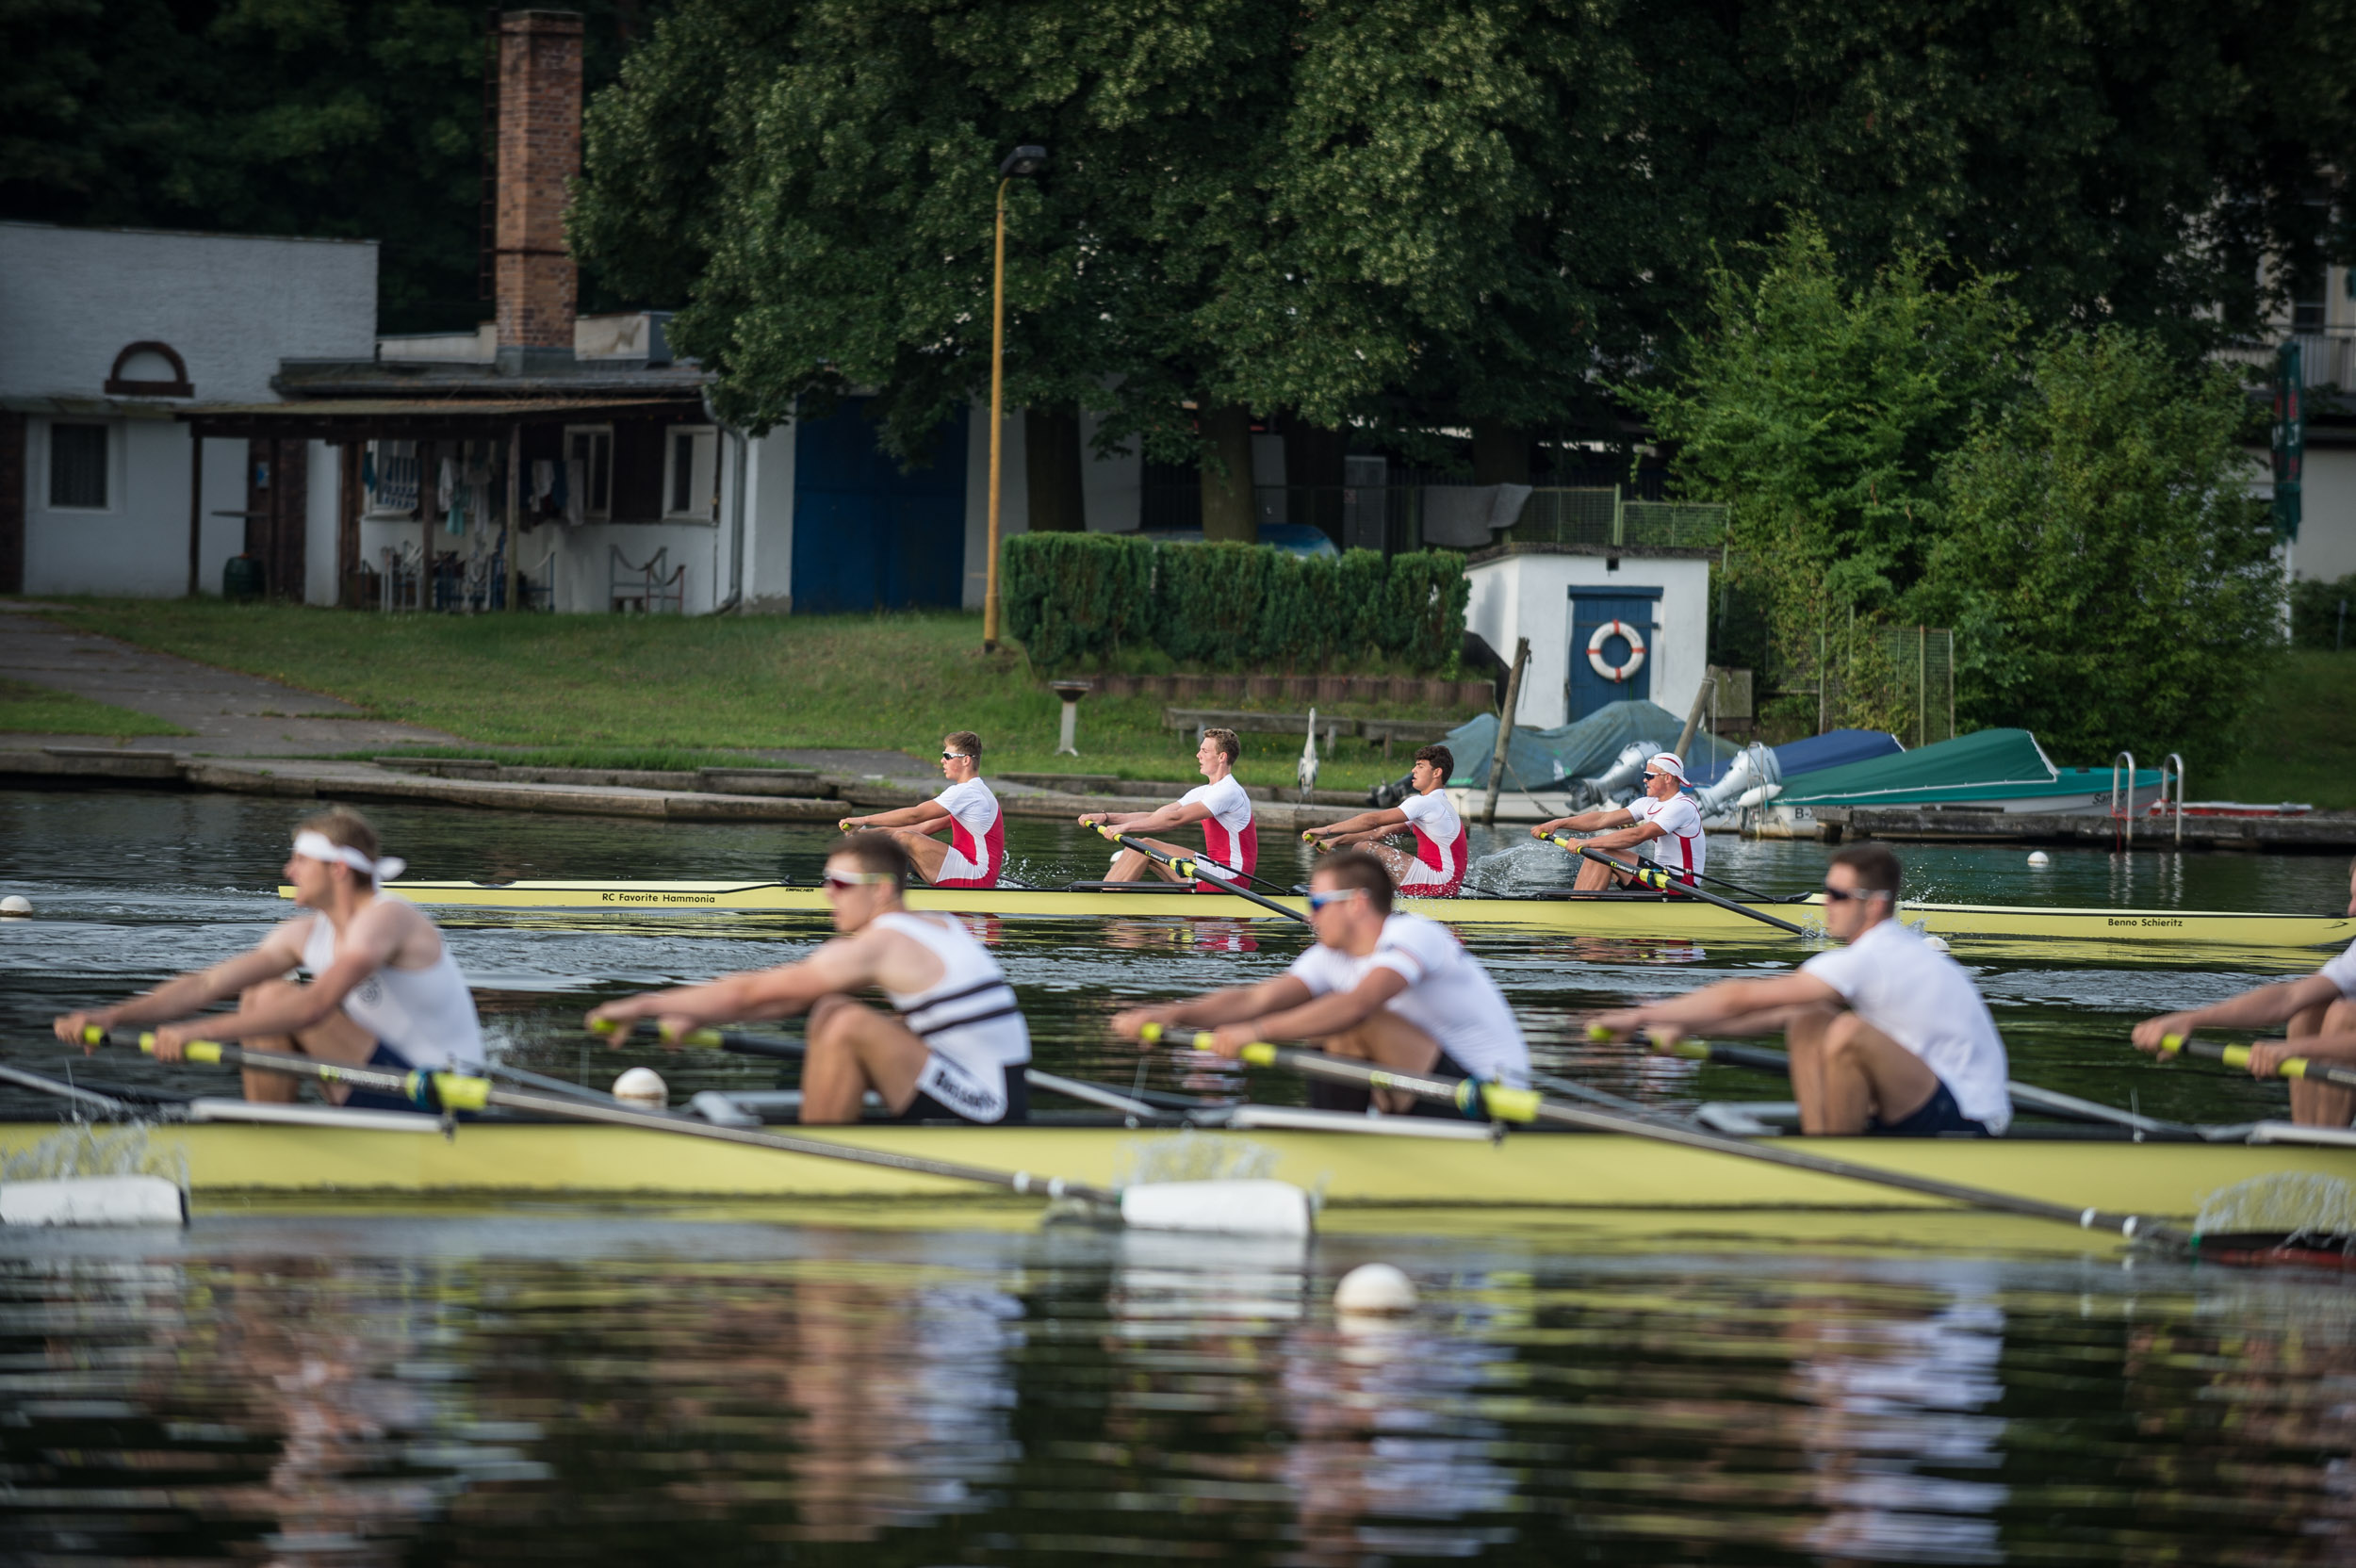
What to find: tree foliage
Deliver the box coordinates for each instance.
[1913,330,2282,769]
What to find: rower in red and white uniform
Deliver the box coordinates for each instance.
[1301,744,1468,896]
[840,730,1003,888]
[1531,751,1707,890]
[1078,727,1257,890]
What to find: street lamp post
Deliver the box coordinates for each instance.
[983,144,1047,652]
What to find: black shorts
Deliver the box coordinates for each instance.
[889,1063,1031,1125]
[1305,1048,1482,1119]
[1868,1079,1991,1137]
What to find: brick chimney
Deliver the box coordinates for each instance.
[494,9,582,374]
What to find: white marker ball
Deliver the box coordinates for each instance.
[612,1067,668,1110]
[0,895,29,916]
[2026,851,2051,868]
[1922,934,1950,954]
[1333,1262,1418,1316]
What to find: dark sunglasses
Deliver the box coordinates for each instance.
[941,752,973,761]
[1307,888,1366,912]
[822,871,895,892]
[1820,885,1891,905]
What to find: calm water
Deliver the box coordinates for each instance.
[5,787,2355,1563]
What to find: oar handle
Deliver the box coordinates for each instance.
[1548,838,1809,938]
[90,1027,490,1112]
[1140,1023,1542,1122]
[2158,1033,2356,1090]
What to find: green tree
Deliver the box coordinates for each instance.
[1913,329,2282,769]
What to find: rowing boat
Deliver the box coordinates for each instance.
[345,879,2356,953]
[9,1112,2352,1222]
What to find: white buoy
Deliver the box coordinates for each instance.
[1333,1261,1418,1315]
[1922,934,1950,954]
[0,895,29,916]
[2026,851,2051,868]
[612,1067,668,1110]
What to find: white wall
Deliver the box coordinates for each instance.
[2296,446,2356,583]
[0,222,377,402]
[21,416,249,596]
[303,440,339,605]
[541,520,725,615]
[1464,551,1713,728]
[742,424,794,610]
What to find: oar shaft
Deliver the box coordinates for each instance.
[663,1024,1175,1119]
[1550,838,1809,937]
[1214,1033,2174,1243]
[1096,826,1308,924]
[2161,1034,2356,1092]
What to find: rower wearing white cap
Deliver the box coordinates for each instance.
[54,808,483,1105]
[1531,751,1707,891]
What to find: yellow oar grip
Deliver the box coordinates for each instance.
[79,1024,106,1046]
[1585,1022,1610,1041]
[2218,1042,2253,1070]
[1301,830,1316,842]
[837,818,853,832]
[431,1073,491,1112]
[1657,1038,1709,1060]
[670,1026,724,1049]
[136,1033,223,1064]
[1479,1085,1542,1123]
[2157,1033,2184,1055]
[1237,1038,1274,1065]
[1137,1021,1163,1044]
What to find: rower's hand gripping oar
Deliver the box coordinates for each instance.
[1090,825,1309,925]
[2157,1033,2356,1091]
[1150,1023,2186,1250]
[1545,835,1809,938]
[91,1025,1312,1237]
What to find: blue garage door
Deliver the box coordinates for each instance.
[793,399,970,612]
[1567,587,1661,719]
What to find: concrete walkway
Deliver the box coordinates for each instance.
[0,607,465,756]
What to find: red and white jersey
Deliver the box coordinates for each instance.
[1180,775,1257,890]
[1628,792,1706,883]
[1395,788,1467,895]
[932,777,1004,888]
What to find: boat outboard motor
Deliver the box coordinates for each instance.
[1697,744,1782,815]
[1580,741,1661,804]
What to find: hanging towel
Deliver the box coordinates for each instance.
[361,449,376,498]
[438,457,457,514]
[561,458,583,526]
[532,460,555,504]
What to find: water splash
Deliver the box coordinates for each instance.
[1,1121,189,1196]
[2196,1171,2356,1235]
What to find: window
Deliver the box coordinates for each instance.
[48,423,108,509]
[565,426,613,519]
[663,425,718,519]
[366,439,419,517]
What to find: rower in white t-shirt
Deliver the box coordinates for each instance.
[1532,751,1707,890]
[839,730,1004,888]
[1079,726,1258,891]
[2133,855,2356,1126]
[1301,743,1468,895]
[1112,849,1528,1117]
[1592,841,2011,1136]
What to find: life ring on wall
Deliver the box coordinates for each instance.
[1587,619,1646,682]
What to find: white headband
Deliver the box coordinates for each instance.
[293,830,405,886]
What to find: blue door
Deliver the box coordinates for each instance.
[793,399,970,612]
[1566,587,1661,719]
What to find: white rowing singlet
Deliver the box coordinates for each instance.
[873,911,1030,1121]
[302,913,483,1070]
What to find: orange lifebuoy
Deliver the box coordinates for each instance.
[1587,618,1646,682]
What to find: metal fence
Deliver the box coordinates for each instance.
[1499,487,1729,549]
[1812,624,1955,745]
[2215,329,2356,390]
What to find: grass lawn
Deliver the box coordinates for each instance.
[0,677,188,738]
[2206,650,2356,810]
[39,601,1476,791]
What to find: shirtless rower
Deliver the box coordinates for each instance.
[1531,750,1706,890]
[1078,727,1256,890]
[589,832,1030,1125]
[1113,849,1527,1114]
[53,808,483,1106]
[2133,856,2356,1125]
[839,730,1003,888]
[1590,841,2011,1135]
[1301,745,1467,896]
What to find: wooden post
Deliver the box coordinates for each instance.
[185,432,204,596]
[504,424,522,611]
[1674,667,1713,760]
[1481,637,1530,827]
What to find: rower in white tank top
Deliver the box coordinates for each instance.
[870,910,1031,1122]
[301,912,483,1072]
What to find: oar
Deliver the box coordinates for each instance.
[1546,836,1809,937]
[608,1021,1176,1121]
[1144,1025,2184,1249]
[1090,825,1309,925]
[1640,1031,2197,1136]
[81,1028,1311,1236]
[2159,1033,2356,1092]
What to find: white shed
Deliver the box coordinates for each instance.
[1464,544,1716,728]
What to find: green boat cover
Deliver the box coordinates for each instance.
[1443,701,1741,791]
[1778,727,2158,806]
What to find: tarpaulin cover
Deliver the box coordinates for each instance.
[1775,727,2056,805]
[1444,701,1742,791]
[1687,727,1903,789]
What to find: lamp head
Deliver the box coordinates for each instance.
[999,145,1049,179]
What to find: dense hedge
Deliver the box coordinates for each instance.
[1001,533,1469,674]
[2293,573,2356,650]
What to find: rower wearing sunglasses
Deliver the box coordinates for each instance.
[838,730,1003,888]
[588,833,1030,1125]
[1111,849,1527,1115]
[1590,842,2011,1136]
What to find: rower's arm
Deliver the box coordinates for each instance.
[1580,819,1666,853]
[1221,967,1411,1050]
[1305,807,1407,842]
[2132,973,2345,1051]
[1095,799,1213,835]
[58,921,312,1042]
[589,929,908,1038]
[1592,972,1841,1043]
[151,905,416,1045]
[1531,807,1633,838]
[843,799,951,832]
[1112,976,1315,1041]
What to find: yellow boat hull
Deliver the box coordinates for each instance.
[347,879,2356,955]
